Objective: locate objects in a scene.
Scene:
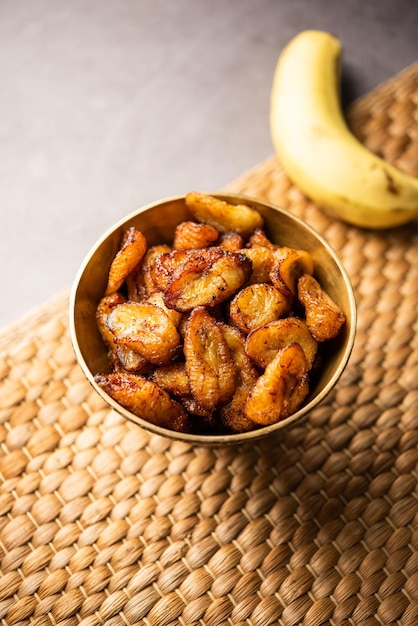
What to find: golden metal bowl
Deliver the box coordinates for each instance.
[69,193,356,446]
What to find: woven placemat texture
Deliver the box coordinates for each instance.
[1,63,418,626]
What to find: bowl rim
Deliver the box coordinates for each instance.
[69,192,357,446]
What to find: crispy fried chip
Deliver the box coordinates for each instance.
[245,317,318,370]
[107,302,181,365]
[186,191,264,239]
[229,283,291,334]
[244,343,309,425]
[95,372,189,432]
[184,307,236,410]
[164,248,252,312]
[105,227,147,296]
[173,221,219,250]
[298,274,346,341]
[270,247,314,299]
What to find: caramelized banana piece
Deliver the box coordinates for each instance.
[219,323,258,378]
[247,228,277,250]
[94,372,189,432]
[245,317,318,369]
[96,293,151,372]
[185,191,264,239]
[126,247,173,303]
[107,302,181,365]
[221,400,258,433]
[146,291,183,328]
[239,246,275,284]
[175,302,227,341]
[105,227,147,296]
[270,247,314,299]
[218,232,245,251]
[125,267,144,302]
[96,292,127,350]
[245,343,309,425]
[151,362,190,397]
[115,344,150,374]
[298,274,346,342]
[180,396,216,420]
[184,307,236,410]
[173,221,219,250]
[229,283,291,334]
[164,248,252,312]
[141,244,172,297]
[154,249,189,291]
[219,324,260,433]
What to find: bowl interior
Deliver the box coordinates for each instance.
[70,194,356,445]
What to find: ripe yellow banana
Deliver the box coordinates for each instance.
[270,30,418,229]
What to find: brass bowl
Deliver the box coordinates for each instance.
[69,193,356,446]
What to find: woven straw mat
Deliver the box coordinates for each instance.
[1,63,418,626]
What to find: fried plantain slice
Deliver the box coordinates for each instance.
[180,395,216,420]
[114,344,151,374]
[96,292,127,350]
[146,290,183,328]
[173,221,219,250]
[244,342,310,425]
[220,400,258,433]
[164,248,252,312]
[185,191,264,239]
[141,244,172,297]
[239,246,275,284]
[229,283,291,334]
[96,293,152,372]
[105,227,148,296]
[247,228,277,250]
[151,362,190,397]
[269,247,314,299]
[125,266,144,303]
[154,249,190,291]
[107,301,181,365]
[219,323,260,433]
[245,317,318,370]
[184,307,236,410]
[218,232,245,251]
[94,372,189,432]
[219,323,259,380]
[297,274,346,342]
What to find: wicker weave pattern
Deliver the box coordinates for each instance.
[1,63,418,626]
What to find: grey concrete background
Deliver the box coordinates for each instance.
[1,0,417,330]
